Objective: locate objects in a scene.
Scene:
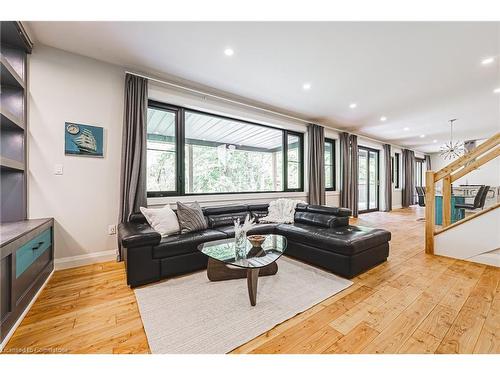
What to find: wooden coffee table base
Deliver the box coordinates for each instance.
[206,257,278,306]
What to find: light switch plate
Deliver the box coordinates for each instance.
[54,164,64,175]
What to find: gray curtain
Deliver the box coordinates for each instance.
[348,135,359,217]
[383,144,392,212]
[339,132,350,208]
[402,149,416,207]
[118,74,148,260]
[307,124,325,205]
[340,132,359,217]
[424,154,431,170]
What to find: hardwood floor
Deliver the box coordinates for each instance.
[3,207,499,354]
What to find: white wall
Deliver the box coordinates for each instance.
[435,207,500,266]
[28,45,125,263]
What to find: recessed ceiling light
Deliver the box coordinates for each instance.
[433,139,438,143]
[493,87,500,94]
[420,134,426,138]
[481,57,494,65]
[349,103,357,109]
[403,127,410,131]
[302,83,311,90]
[380,116,387,122]
[224,48,234,56]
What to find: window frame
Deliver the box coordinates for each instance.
[324,138,336,191]
[394,152,400,189]
[391,156,395,183]
[415,157,425,188]
[146,101,183,197]
[283,131,304,193]
[357,145,380,214]
[146,100,304,197]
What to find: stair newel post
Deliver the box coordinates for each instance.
[442,175,452,228]
[425,170,435,254]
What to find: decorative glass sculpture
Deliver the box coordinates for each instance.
[233,215,255,261]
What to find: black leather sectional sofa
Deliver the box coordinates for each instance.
[118,203,391,287]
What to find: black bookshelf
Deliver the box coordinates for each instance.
[0,23,55,350]
[1,22,32,223]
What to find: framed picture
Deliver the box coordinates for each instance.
[64,122,104,157]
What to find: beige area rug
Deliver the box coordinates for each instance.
[134,257,353,354]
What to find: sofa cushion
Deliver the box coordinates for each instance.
[176,201,208,233]
[294,211,337,228]
[203,205,249,215]
[277,222,322,244]
[295,203,309,212]
[140,205,180,236]
[248,204,269,223]
[206,212,250,228]
[278,224,390,255]
[248,204,269,211]
[305,205,352,217]
[330,216,349,227]
[152,229,227,259]
[203,205,251,228]
[216,223,279,237]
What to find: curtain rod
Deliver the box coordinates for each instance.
[125,70,425,154]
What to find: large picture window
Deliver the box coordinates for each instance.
[184,111,284,194]
[147,101,303,197]
[324,139,336,191]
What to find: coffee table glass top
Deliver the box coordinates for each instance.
[198,234,287,269]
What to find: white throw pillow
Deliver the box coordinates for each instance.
[140,205,180,236]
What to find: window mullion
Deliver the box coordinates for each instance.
[177,107,185,196]
[283,130,289,191]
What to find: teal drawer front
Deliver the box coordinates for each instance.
[16,228,52,278]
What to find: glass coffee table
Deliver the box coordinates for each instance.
[198,234,287,306]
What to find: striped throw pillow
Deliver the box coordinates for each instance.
[176,201,208,233]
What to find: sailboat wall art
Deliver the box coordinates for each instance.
[64,122,104,157]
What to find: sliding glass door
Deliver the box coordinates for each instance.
[358,146,380,213]
[415,158,425,188]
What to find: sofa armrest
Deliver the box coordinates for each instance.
[118,222,161,248]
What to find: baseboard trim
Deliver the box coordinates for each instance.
[54,249,117,270]
[0,269,55,353]
[392,205,403,209]
[467,250,500,267]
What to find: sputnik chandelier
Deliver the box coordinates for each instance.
[440,119,464,160]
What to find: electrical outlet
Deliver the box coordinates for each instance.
[108,224,117,235]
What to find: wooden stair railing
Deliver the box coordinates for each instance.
[425,132,500,254]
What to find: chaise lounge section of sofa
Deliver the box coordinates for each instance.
[118,203,391,287]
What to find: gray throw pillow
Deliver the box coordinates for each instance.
[176,201,208,233]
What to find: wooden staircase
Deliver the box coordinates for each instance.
[425,132,500,255]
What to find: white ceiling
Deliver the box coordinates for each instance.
[28,22,500,152]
